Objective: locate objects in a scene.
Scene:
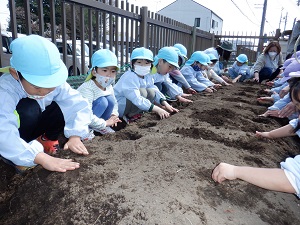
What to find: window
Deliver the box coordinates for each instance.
[212,20,218,29]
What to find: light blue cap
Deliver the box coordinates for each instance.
[236,54,248,63]
[207,53,218,61]
[174,43,187,59]
[130,47,153,61]
[204,54,211,64]
[153,46,179,68]
[92,49,119,69]
[10,35,68,88]
[185,51,208,66]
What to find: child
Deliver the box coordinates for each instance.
[169,43,197,94]
[204,41,234,76]
[258,57,300,118]
[153,47,193,102]
[212,74,300,197]
[0,35,93,173]
[114,47,178,123]
[180,51,218,93]
[77,49,121,134]
[226,54,251,83]
[205,53,230,86]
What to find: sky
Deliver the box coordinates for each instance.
[1,0,300,35]
[128,0,300,35]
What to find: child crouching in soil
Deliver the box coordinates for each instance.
[212,75,300,197]
[77,49,121,134]
[114,47,178,123]
[0,35,93,173]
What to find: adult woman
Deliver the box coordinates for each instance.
[252,41,284,83]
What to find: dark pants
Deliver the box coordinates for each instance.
[154,82,168,95]
[16,98,65,142]
[259,67,281,83]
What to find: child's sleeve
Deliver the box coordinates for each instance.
[281,155,300,197]
[181,67,208,92]
[169,69,191,89]
[54,82,92,138]
[0,93,43,167]
[122,76,153,111]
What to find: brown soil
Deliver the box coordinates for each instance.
[1,83,300,225]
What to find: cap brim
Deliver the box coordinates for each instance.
[167,61,179,69]
[93,61,119,70]
[131,56,153,62]
[217,45,233,52]
[22,59,68,88]
[289,71,300,77]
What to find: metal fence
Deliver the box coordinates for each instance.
[1,0,276,74]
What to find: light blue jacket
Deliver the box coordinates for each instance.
[228,61,251,81]
[204,47,222,75]
[0,73,92,167]
[113,70,165,117]
[152,72,183,99]
[180,65,210,92]
[268,94,299,120]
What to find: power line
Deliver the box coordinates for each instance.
[245,0,257,18]
[230,0,260,26]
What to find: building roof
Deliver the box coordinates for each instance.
[158,0,222,21]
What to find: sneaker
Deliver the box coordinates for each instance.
[81,129,95,141]
[98,127,115,135]
[15,165,36,174]
[122,114,142,124]
[36,134,59,155]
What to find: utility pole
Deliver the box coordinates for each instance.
[278,7,283,30]
[284,12,288,31]
[258,0,267,56]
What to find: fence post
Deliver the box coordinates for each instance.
[211,32,215,47]
[140,6,148,47]
[191,18,199,53]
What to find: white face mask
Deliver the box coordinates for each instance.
[268,52,277,58]
[95,73,114,88]
[134,65,151,76]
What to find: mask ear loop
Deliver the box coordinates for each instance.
[294,35,300,64]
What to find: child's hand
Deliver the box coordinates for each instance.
[255,131,271,139]
[152,105,170,119]
[106,115,121,127]
[34,152,80,172]
[214,84,222,89]
[265,81,274,87]
[212,162,237,183]
[278,102,296,118]
[63,136,89,155]
[164,102,179,113]
[258,110,280,118]
[279,89,289,99]
[181,93,192,97]
[187,87,197,94]
[232,78,238,83]
[205,87,213,93]
[177,95,193,103]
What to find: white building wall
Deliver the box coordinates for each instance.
[158,0,223,33]
[210,13,223,34]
